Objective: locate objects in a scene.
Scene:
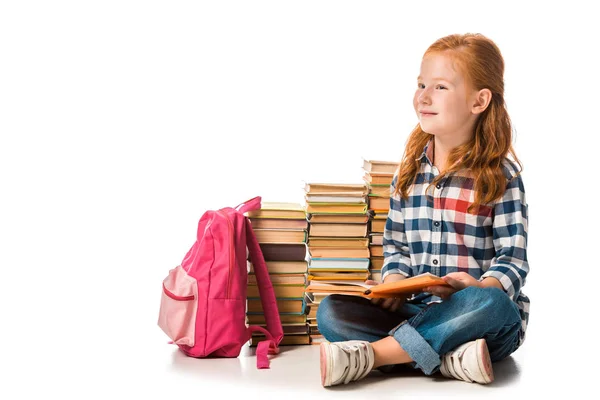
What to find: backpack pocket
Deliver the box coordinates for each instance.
[158,265,198,346]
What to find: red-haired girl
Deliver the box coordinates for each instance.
[317,33,529,387]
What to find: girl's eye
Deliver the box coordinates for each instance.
[417,83,446,90]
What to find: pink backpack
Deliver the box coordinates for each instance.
[158,196,284,368]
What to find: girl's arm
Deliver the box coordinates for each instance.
[480,172,529,302]
[381,187,413,282]
[480,276,503,289]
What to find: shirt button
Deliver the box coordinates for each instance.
[433,259,438,265]
[434,221,440,227]
[436,184,441,189]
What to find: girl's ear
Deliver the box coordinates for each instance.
[471,88,492,115]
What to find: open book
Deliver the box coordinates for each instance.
[305,272,450,298]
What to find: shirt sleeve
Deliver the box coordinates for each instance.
[480,173,529,302]
[381,178,413,281]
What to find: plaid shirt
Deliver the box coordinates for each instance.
[382,140,530,344]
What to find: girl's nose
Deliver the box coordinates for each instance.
[419,89,431,105]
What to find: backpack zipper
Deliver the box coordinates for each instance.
[162,283,195,301]
[218,210,234,298]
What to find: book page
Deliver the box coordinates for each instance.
[363,273,449,298]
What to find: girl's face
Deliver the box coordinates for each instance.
[413,53,478,141]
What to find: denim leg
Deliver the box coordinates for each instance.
[316,294,425,343]
[390,287,522,375]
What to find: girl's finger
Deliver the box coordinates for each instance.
[382,298,394,309]
[443,276,467,290]
[390,298,403,312]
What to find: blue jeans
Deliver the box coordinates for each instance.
[316,286,522,375]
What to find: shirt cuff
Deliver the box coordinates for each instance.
[381,268,411,282]
[479,270,512,296]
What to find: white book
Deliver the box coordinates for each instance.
[309,258,370,269]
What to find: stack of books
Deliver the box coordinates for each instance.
[303,291,328,345]
[363,159,398,282]
[303,182,371,341]
[245,202,311,346]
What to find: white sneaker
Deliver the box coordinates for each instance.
[440,339,494,384]
[320,340,375,387]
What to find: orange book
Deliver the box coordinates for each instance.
[362,273,449,298]
[305,273,450,298]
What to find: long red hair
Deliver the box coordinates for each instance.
[394,33,522,213]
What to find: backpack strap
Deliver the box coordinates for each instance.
[244,217,284,369]
[247,325,280,368]
[236,196,262,214]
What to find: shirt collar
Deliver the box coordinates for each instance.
[417,138,435,166]
[416,137,471,172]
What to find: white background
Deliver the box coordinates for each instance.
[1,1,597,398]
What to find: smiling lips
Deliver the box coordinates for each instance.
[420,111,437,117]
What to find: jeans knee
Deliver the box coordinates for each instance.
[462,286,503,303]
[315,294,342,334]
[460,286,518,320]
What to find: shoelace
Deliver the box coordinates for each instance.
[341,342,372,384]
[441,343,474,383]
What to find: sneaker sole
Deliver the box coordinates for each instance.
[475,339,494,384]
[320,342,332,387]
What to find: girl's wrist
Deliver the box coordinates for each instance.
[480,277,503,290]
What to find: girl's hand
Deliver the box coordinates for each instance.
[366,279,406,312]
[370,296,406,312]
[424,272,482,299]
